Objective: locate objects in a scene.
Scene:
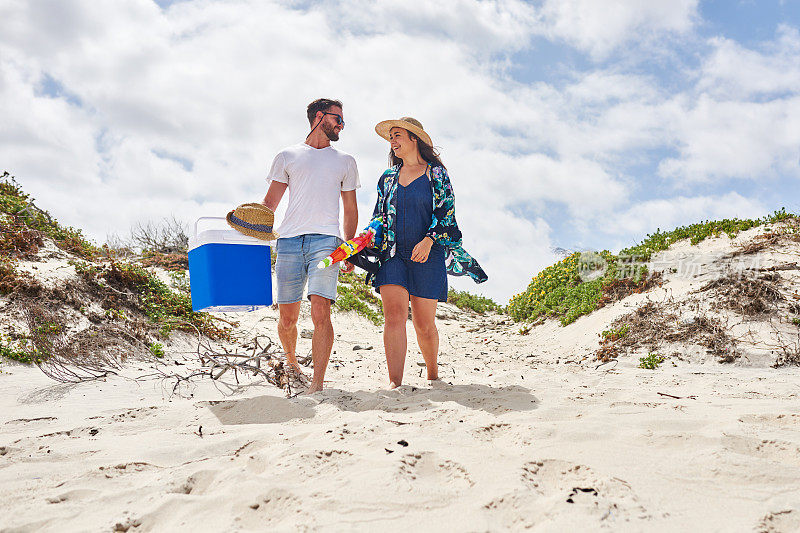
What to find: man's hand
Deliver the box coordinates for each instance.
[411,237,434,263]
[341,260,354,273]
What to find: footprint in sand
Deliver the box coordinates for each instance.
[723,434,800,467]
[173,469,219,495]
[471,423,511,442]
[470,423,537,446]
[268,449,355,478]
[396,452,473,491]
[739,413,800,429]
[46,488,99,504]
[112,517,142,532]
[300,449,353,475]
[108,406,159,423]
[757,509,800,533]
[240,488,310,529]
[98,462,159,479]
[484,459,648,529]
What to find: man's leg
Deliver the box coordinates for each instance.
[306,295,333,393]
[277,302,301,369]
[304,234,341,393]
[274,236,306,373]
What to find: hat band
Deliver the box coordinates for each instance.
[230,213,273,233]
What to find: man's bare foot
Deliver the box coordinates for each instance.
[389,381,399,389]
[285,363,310,386]
[304,382,323,394]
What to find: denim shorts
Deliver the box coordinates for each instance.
[275,234,342,304]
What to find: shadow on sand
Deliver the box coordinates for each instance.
[205,395,317,425]
[206,383,538,425]
[318,383,539,416]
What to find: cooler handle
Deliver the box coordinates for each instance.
[193,217,227,239]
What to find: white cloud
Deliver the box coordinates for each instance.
[315,0,536,54]
[655,26,800,184]
[658,94,800,183]
[603,192,767,240]
[699,26,800,99]
[536,0,699,59]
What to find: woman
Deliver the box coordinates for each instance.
[369,117,487,388]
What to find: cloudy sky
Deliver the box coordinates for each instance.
[2,0,800,303]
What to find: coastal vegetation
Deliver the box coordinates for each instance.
[335,270,384,325]
[447,289,502,314]
[508,209,797,326]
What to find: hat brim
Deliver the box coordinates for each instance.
[375,120,433,147]
[226,211,279,241]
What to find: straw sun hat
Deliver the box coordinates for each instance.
[375,117,433,147]
[226,203,279,240]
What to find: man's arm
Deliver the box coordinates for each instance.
[341,190,358,241]
[262,181,288,211]
[340,190,358,273]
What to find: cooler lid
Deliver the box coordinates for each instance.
[189,217,273,251]
[189,229,272,251]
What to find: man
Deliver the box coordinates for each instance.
[262,98,359,393]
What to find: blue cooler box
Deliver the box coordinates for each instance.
[188,217,273,312]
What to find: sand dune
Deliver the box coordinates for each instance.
[2,225,800,532]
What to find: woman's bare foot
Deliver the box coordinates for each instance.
[428,378,447,389]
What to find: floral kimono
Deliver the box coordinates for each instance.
[369,164,487,284]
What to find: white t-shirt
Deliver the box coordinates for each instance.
[267,143,360,239]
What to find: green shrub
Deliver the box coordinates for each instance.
[335,270,383,325]
[447,289,502,314]
[509,210,796,327]
[601,325,630,340]
[78,261,231,340]
[0,172,98,259]
[0,257,42,296]
[638,353,665,369]
[620,208,797,261]
[508,252,631,326]
[168,269,190,294]
[149,342,165,358]
[0,334,42,365]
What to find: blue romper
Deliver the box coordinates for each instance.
[374,173,448,301]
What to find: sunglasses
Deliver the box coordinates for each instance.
[322,112,345,126]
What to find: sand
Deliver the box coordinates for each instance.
[1,227,800,532]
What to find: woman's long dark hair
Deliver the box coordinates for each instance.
[389,130,445,170]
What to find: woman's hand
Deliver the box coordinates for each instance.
[411,237,434,262]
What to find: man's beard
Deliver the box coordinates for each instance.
[322,121,339,141]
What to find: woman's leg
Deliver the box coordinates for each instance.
[410,296,439,380]
[380,284,410,387]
